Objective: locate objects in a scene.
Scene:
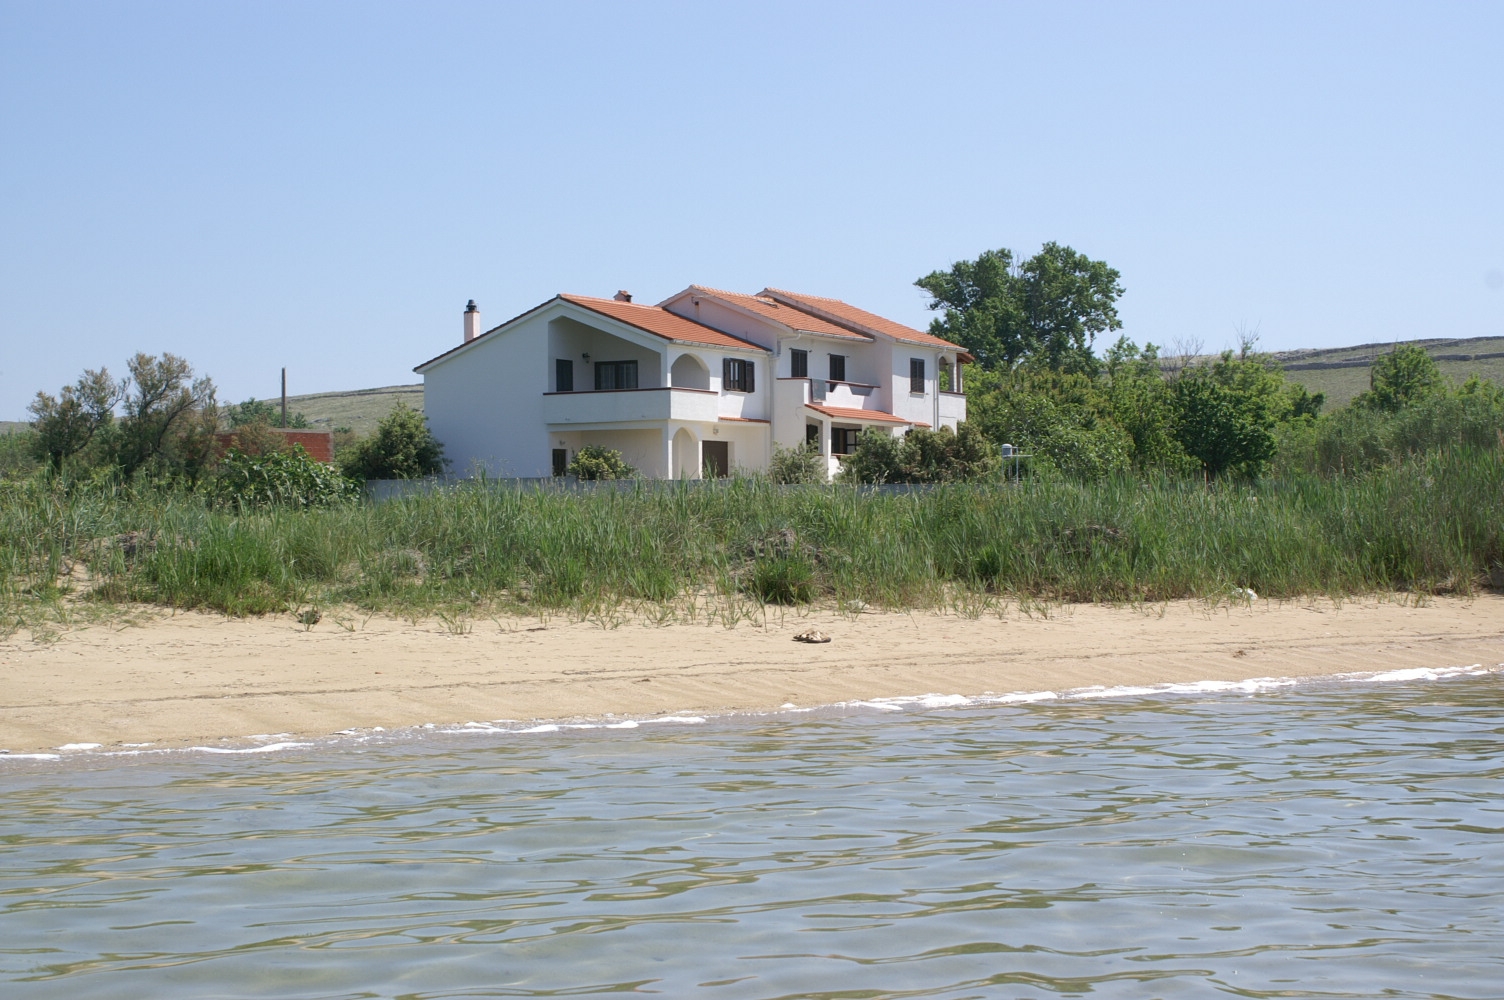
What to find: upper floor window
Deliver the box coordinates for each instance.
[789,348,808,379]
[555,358,574,393]
[595,360,638,391]
[723,357,756,393]
[910,358,926,394]
[828,354,846,383]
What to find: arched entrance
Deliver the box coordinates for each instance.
[671,427,700,479]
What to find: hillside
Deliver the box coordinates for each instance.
[1270,336,1504,409]
[276,383,422,436]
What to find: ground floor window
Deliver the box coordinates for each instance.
[552,448,567,476]
[595,360,638,390]
[831,426,860,455]
[805,423,820,447]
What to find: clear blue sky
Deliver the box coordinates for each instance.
[3,1,1501,418]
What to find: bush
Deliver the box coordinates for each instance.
[565,445,636,480]
[837,424,999,484]
[212,447,357,509]
[769,442,825,484]
[745,556,815,604]
[341,403,446,480]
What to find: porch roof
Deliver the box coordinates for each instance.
[806,403,927,427]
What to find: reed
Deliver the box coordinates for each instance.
[2,447,1500,633]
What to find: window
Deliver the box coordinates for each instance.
[555,359,574,393]
[723,357,755,392]
[829,354,846,383]
[789,348,808,378]
[805,423,820,447]
[831,426,860,455]
[910,358,926,394]
[594,360,638,391]
[552,448,568,476]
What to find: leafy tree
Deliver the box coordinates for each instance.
[564,444,636,480]
[1101,338,1193,472]
[27,368,122,472]
[916,243,1124,372]
[115,353,218,479]
[1171,352,1289,479]
[964,365,1133,479]
[768,442,826,484]
[836,424,999,484]
[1356,344,1445,413]
[340,402,447,480]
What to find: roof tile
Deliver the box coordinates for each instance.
[561,294,766,351]
[763,288,965,351]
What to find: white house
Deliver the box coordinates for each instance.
[414,286,970,480]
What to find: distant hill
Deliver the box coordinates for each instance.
[6,336,1500,437]
[276,384,422,436]
[1269,336,1504,409]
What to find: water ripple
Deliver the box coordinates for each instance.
[2,674,1502,998]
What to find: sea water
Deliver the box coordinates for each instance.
[2,668,1501,999]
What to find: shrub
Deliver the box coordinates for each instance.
[340,403,446,480]
[212,447,357,509]
[745,556,815,604]
[769,442,826,484]
[837,424,999,484]
[565,445,637,480]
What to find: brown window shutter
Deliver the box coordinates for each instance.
[745,361,755,393]
[722,358,732,384]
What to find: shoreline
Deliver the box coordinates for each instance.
[3,595,1502,756]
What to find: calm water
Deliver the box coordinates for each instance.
[2,671,1502,1000]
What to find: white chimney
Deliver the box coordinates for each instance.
[463,299,480,343]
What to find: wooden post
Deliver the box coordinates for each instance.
[280,367,287,428]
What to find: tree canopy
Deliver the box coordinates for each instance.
[915,243,1124,372]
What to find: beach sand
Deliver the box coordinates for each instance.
[4,595,1502,754]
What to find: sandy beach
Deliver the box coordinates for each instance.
[3,594,1502,755]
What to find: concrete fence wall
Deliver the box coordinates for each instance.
[363,477,1005,502]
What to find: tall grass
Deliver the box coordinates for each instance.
[3,446,1501,632]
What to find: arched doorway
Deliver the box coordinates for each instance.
[671,427,700,479]
[670,353,710,390]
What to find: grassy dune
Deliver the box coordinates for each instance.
[4,448,1500,634]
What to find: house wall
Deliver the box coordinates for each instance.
[663,297,777,351]
[423,312,551,477]
[888,345,941,427]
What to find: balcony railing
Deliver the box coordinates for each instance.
[542,387,719,425]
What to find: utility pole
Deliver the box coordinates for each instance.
[280,367,288,428]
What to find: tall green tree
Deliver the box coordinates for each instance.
[915,243,1124,372]
[1355,344,1445,413]
[1171,352,1289,479]
[115,353,218,479]
[27,368,122,472]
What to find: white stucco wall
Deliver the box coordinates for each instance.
[422,313,550,477]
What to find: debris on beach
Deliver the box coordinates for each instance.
[793,629,831,644]
[298,608,322,629]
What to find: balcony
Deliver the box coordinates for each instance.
[938,390,967,425]
[543,387,719,427]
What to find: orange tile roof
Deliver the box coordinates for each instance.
[806,403,915,425]
[682,286,869,341]
[561,294,766,351]
[762,288,965,351]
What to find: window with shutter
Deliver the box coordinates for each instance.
[829,354,846,383]
[910,358,925,394]
[790,349,808,378]
[723,358,755,392]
